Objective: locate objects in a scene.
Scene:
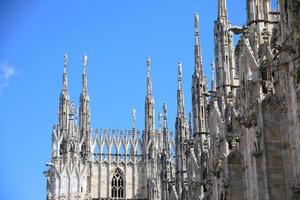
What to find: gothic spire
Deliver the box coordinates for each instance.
[218,0,228,19]
[79,54,91,136]
[144,57,155,133]
[59,53,70,131]
[175,60,188,199]
[194,12,203,80]
[177,61,185,117]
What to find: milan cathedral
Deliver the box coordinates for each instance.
[44,0,300,199]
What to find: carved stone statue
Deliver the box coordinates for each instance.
[178,61,182,78]
[83,54,88,66]
[64,54,68,66]
[251,120,262,153]
[194,12,199,31]
[163,102,167,119]
[70,141,75,152]
[147,57,151,74]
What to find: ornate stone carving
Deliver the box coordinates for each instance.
[251,119,262,155]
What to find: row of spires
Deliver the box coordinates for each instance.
[57,0,269,140]
[57,10,219,142]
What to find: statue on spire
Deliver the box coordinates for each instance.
[163,102,167,120]
[64,53,68,66]
[147,57,151,77]
[83,54,88,67]
[194,12,199,31]
[178,61,182,79]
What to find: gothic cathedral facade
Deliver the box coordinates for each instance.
[44,0,300,199]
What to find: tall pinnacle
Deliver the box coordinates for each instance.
[82,54,88,92]
[194,12,203,80]
[177,61,185,116]
[144,57,155,133]
[218,0,228,19]
[146,57,152,96]
[59,53,70,131]
[62,53,68,92]
[79,53,90,134]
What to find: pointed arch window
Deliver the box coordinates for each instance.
[111,169,124,199]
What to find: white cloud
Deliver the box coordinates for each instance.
[0,63,15,94]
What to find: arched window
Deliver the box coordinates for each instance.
[111,169,124,199]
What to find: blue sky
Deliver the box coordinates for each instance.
[0,0,248,199]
